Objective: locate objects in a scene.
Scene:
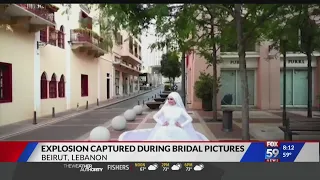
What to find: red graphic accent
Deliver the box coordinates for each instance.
[0,142,29,162]
[265,141,279,147]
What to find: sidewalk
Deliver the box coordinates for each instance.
[194,109,320,140]
[0,87,162,140]
[80,107,218,141]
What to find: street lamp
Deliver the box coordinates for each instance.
[280,35,288,136]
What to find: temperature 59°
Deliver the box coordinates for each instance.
[283,152,292,158]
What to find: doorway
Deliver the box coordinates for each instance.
[115,71,120,95]
[123,74,128,95]
[280,69,313,106]
[220,70,255,105]
[107,79,110,99]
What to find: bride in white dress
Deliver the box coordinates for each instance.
[118,91,208,141]
[146,92,197,141]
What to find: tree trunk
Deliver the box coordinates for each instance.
[211,17,218,121]
[235,4,250,140]
[181,52,186,105]
[307,50,312,117]
[212,50,218,121]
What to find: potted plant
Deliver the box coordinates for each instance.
[194,72,220,111]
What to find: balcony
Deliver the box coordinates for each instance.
[122,48,141,65]
[113,58,140,76]
[0,4,57,32]
[70,28,105,58]
[122,48,141,67]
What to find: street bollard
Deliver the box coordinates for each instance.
[222,109,233,132]
[97,98,99,106]
[155,94,156,98]
[138,100,140,105]
[86,101,89,110]
[33,111,37,125]
[152,96,153,98]
[143,100,145,105]
[148,98,149,100]
[52,107,55,118]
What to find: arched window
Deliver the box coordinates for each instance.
[49,73,57,98]
[58,75,65,98]
[40,72,48,99]
[58,25,65,49]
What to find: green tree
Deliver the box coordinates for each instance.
[160,51,181,84]
[123,4,228,121]
[96,4,284,139]
[186,4,229,120]
[259,4,320,118]
[219,4,283,140]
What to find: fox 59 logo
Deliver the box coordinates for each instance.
[265,148,280,159]
[265,141,280,159]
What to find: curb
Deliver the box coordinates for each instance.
[0,87,162,140]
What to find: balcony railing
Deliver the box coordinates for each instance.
[70,28,103,49]
[16,4,56,23]
[114,58,139,72]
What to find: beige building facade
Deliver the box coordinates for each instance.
[186,43,320,110]
[0,4,142,126]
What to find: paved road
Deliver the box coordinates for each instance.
[5,88,162,141]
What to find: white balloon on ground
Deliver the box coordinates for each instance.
[124,109,136,121]
[133,105,143,115]
[111,116,127,130]
[89,126,110,141]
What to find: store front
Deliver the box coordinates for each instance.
[280,57,316,107]
[219,58,258,106]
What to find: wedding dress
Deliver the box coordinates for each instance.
[146,105,192,141]
[118,92,209,141]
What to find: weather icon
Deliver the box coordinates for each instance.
[148,163,158,171]
[193,164,204,171]
[171,163,182,171]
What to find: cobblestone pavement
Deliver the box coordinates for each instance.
[1,87,162,141]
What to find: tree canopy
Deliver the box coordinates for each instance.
[96,3,320,139]
[160,51,181,81]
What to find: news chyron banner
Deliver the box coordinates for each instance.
[0,141,318,162]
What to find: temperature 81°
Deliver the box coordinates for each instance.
[283,152,292,158]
